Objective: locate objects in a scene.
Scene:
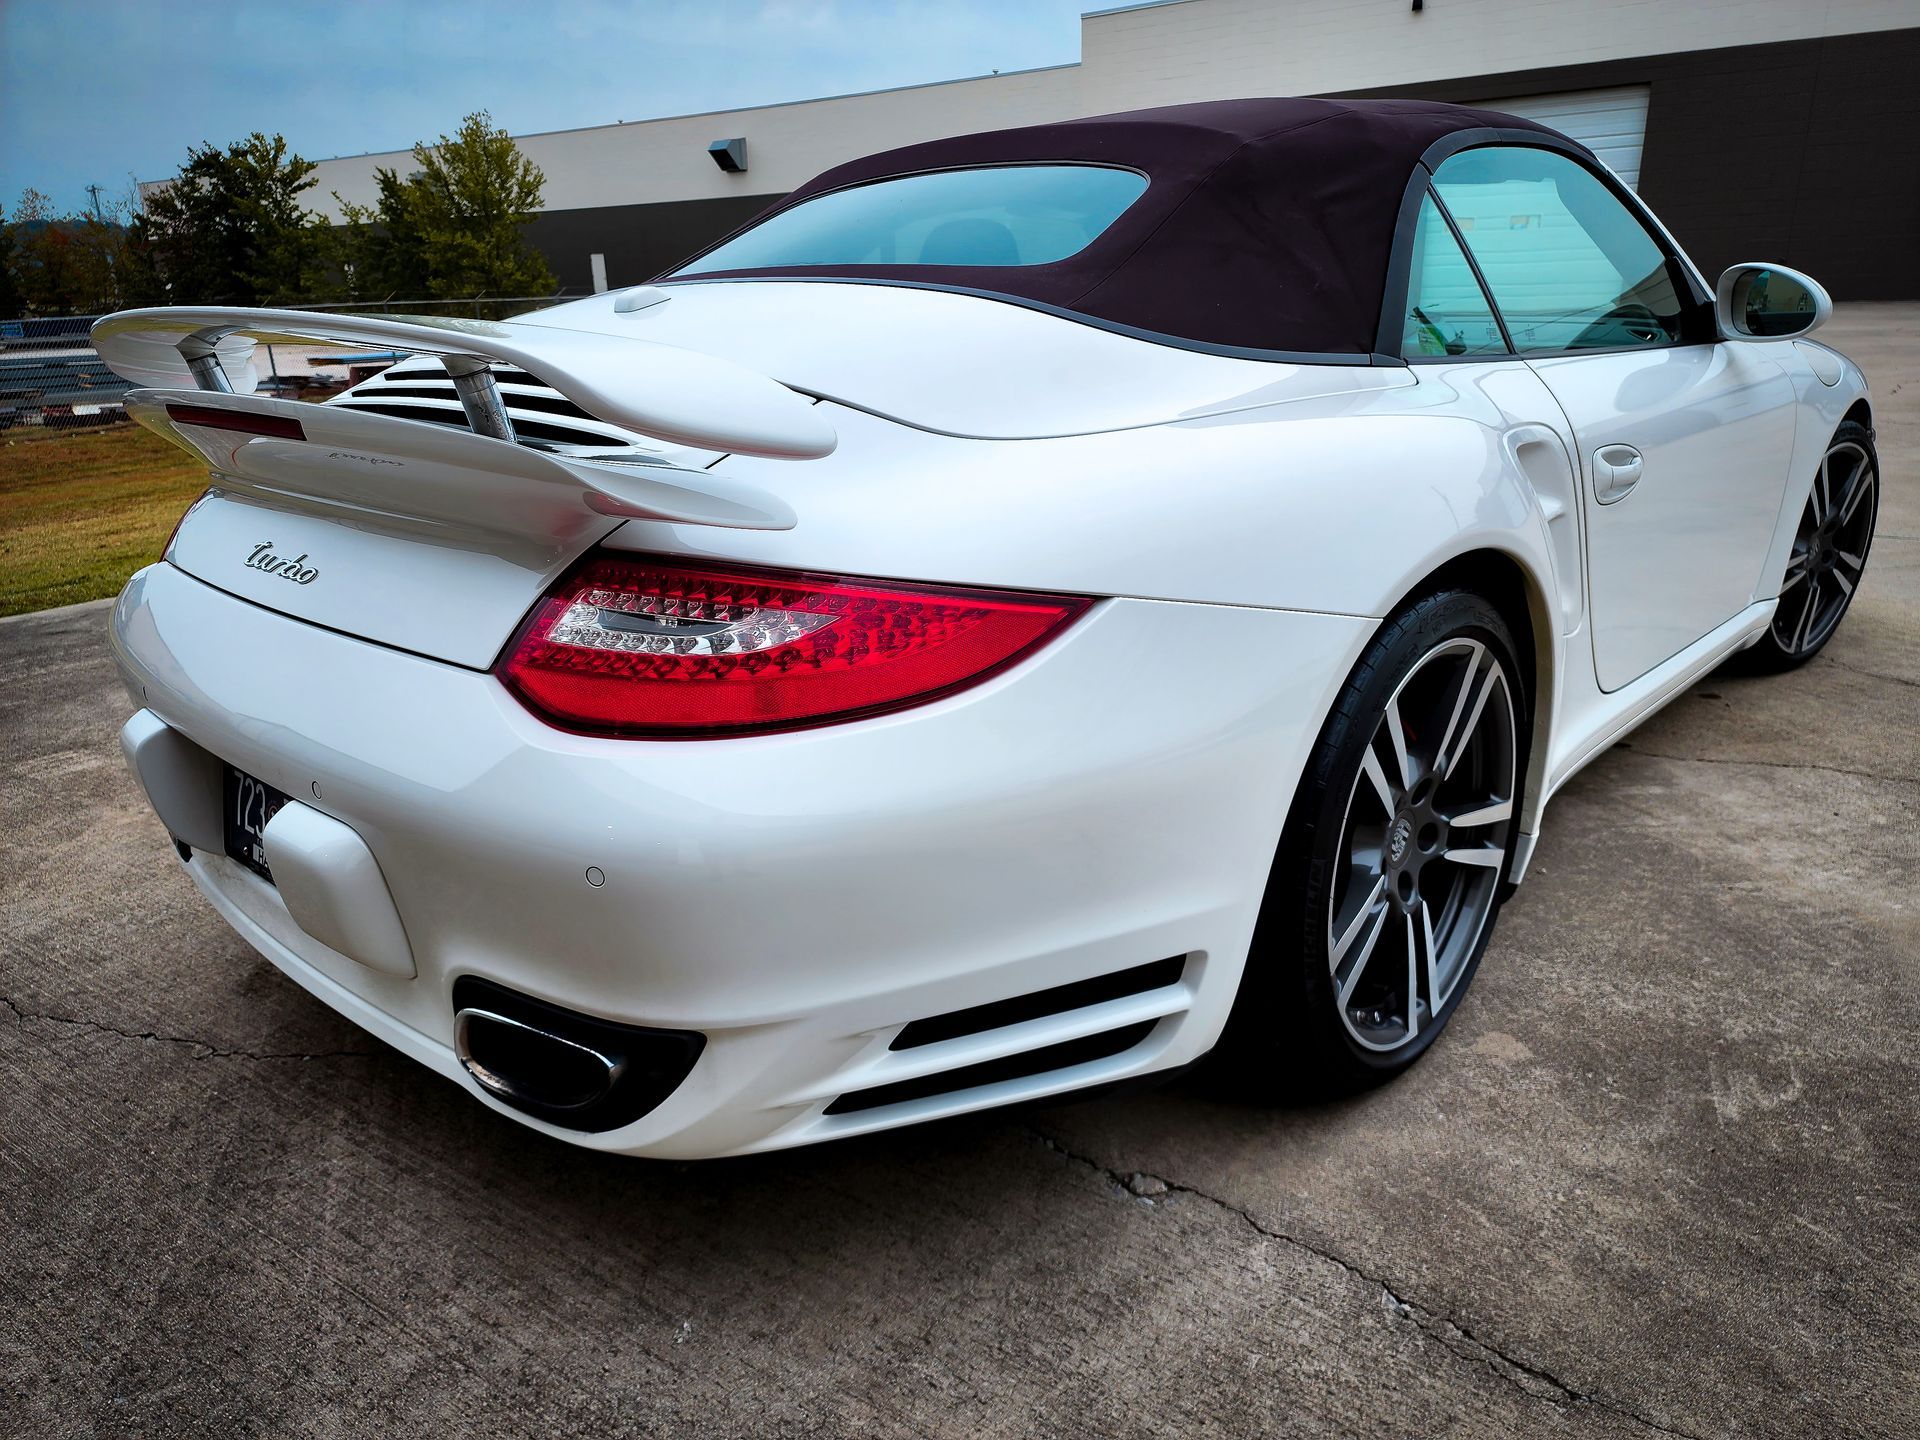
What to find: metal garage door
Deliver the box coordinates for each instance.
[1474,86,1652,190]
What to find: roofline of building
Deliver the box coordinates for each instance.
[304,61,1084,167]
[1082,0,1201,19]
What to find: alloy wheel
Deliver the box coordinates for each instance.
[1327,637,1517,1053]
[1774,440,1877,657]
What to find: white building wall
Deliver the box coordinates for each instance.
[308,64,1082,221]
[1078,0,1920,111]
[301,0,1920,219]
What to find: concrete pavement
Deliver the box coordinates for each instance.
[3,306,1915,1438]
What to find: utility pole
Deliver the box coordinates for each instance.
[84,183,105,221]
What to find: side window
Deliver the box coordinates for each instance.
[1400,192,1508,358]
[1431,146,1689,353]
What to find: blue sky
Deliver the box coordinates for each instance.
[1,0,1093,216]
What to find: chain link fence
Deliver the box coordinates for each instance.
[1,295,580,431]
[0,316,134,431]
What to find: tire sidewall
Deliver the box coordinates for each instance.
[1742,419,1879,672]
[1231,588,1530,1092]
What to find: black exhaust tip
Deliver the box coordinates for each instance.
[450,977,704,1133]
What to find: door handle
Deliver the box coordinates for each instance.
[1593,444,1643,504]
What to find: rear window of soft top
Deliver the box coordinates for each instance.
[674,164,1148,274]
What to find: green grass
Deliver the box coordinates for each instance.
[0,423,208,617]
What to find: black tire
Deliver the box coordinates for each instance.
[1725,419,1879,675]
[1218,588,1528,1098]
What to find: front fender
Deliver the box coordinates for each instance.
[1757,340,1873,600]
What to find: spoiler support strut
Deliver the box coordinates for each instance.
[442,357,518,443]
[179,324,519,444]
[178,332,236,394]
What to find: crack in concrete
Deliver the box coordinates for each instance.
[1,993,381,1062]
[1612,745,1908,785]
[1816,657,1920,690]
[1027,1127,1711,1440]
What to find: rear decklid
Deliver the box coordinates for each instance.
[93,307,832,668]
[528,280,1410,439]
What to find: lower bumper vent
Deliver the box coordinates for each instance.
[824,1021,1157,1116]
[892,955,1186,1050]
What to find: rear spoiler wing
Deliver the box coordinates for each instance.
[91,305,837,534]
[124,388,802,533]
[90,305,836,461]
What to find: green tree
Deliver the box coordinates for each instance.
[113,203,167,308]
[0,203,23,317]
[8,190,79,312]
[6,188,137,314]
[341,111,555,303]
[140,133,327,305]
[334,167,433,302]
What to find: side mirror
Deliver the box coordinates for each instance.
[1716,263,1831,340]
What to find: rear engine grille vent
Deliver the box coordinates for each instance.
[327,359,650,454]
[824,1022,1157,1116]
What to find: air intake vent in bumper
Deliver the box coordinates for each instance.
[892,955,1185,1050]
[818,954,1193,1118]
[825,1022,1157,1115]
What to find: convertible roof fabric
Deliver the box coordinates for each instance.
[669,97,1565,358]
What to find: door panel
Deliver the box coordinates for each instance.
[1428,143,1799,692]
[1529,343,1797,689]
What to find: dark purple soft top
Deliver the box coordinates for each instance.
[669,97,1563,358]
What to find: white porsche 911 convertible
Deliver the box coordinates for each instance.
[99,98,1878,1158]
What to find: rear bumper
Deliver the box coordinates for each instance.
[110,561,1370,1157]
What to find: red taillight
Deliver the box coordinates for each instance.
[165,402,306,441]
[497,553,1090,737]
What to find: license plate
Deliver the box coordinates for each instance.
[224,763,290,883]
